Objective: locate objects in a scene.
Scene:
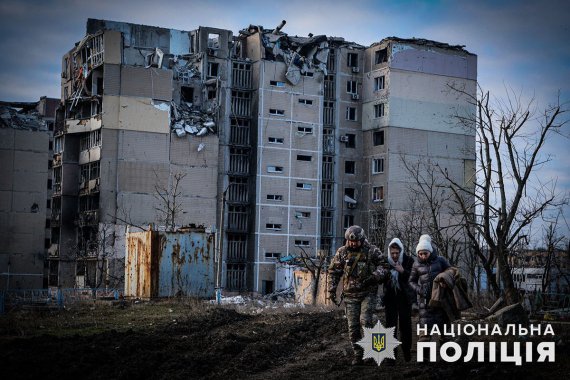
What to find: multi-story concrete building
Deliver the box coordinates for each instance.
[52,19,476,295]
[0,97,58,290]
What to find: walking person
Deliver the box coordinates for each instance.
[383,237,414,362]
[328,225,388,365]
[408,234,450,342]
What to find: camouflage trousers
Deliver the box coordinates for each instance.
[344,294,377,355]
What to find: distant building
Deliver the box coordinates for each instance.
[0,97,58,289]
[52,19,477,294]
[510,248,570,293]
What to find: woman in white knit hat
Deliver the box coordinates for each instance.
[408,234,450,341]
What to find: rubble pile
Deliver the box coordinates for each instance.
[170,101,216,138]
[0,105,46,131]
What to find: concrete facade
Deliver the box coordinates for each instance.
[0,98,57,290]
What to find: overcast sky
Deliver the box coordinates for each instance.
[1,0,569,242]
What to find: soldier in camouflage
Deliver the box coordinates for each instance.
[328,225,388,365]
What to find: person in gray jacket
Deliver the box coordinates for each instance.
[408,234,450,341]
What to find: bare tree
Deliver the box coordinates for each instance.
[366,202,391,251]
[400,156,469,266]
[295,247,328,305]
[443,84,568,305]
[154,171,187,231]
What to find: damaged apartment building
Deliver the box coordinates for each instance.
[0,97,58,290]
[51,19,476,294]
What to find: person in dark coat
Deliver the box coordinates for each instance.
[383,237,414,362]
[408,234,450,341]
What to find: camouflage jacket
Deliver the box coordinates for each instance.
[328,240,388,299]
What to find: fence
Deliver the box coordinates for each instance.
[0,288,121,314]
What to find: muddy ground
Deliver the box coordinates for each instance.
[0,300,568,379]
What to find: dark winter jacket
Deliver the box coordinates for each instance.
[408,247,450,326]
[328,239,388,299]
[383,238,415,305]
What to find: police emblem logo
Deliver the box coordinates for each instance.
[372,333,385,352]
[357,321,401,366]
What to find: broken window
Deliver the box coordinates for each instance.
[47,179,52,190]
[230,118,250,145]
[374,76,385,91]
[298,99,313,105]
[231,90,252,116]
[323,101,334,125]
[294,240,310,247]
[232,61,252,87]
[322,156,334,181]
[345,160,355,174]
[347,52,358,68]
[226,263,246,291]
[372,157,385,174]
[373,186,385,202]
[267,194,283,201]
[296,183,312,190]
[208,90,217,100]
[346,80,357,94]
[267,166,284,173]
[301,71,314,77]
[208,33,220,49]
[297,126,313,134]
[181,86,195,102]
[228,205,248,232]
[268,137,284,144]
[345,133,356,148]
[321,184,333,208]
[266,223,282,230]
[270,80,286,87]
[269,108,285,116]
[373,130,385,146]
[229,147,250,174]
[295,211,311,218]
[345,187,355,199]
[374,103,385,118]
[346,107,357,121]
[327,48,336,72]
[343,215,354,229]
[208,62,219,77]
[323,128,335,154]
[374,48,388,64]
[297,154,312,161]
[54,136,63,153]
[79,130,101,151]
[227,234,247,261]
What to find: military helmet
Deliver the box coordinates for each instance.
[345,225,366,241]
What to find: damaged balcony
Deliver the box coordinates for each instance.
[322,156,334,181]
[79,161,100,195]
[78,210,99,228]
[321,183,334,208]
[228,147,250,175]
[227,177,249,203]
[323,101,334,126]
[229,118,251,146]
[227,234,247,262]
[227,205,248,233]
[320,210,334,238]
[231,90,252,117]
[232,61,252,89]
[323,128,335,155]
[226,263,247,291]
